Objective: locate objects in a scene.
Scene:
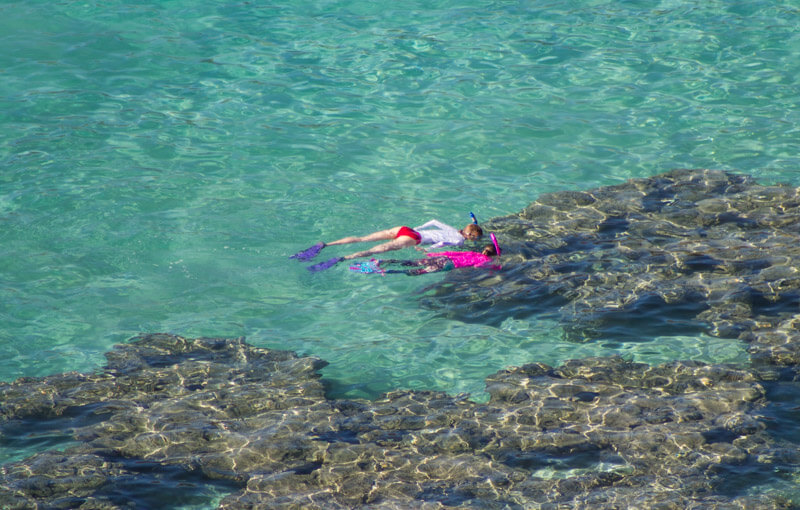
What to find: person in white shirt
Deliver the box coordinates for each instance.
[291,219,483,272]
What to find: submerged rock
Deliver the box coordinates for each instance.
[424,169,800,370]
[1,334,798,508]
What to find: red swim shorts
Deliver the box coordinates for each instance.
[396,226,422,244]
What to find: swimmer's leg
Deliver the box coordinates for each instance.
[388,258,448,276]
[342,236,417,260]
[325,226,403,247]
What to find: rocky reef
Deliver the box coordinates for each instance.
[3,169,800,508]
[1,333,799,508]
[427,168,800,372]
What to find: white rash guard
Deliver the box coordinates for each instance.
[414,220,465,249]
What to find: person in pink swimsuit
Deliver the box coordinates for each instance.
[375,243,499,276]
[351,234,502,276]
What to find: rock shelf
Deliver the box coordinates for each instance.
[1,333,797,508]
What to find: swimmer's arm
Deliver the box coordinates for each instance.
[414,219,447,230]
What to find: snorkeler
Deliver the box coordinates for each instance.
[292,215,484,272]
[351,233,501,276]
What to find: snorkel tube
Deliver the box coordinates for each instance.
[469,212,478,225]
[490,232,501,256]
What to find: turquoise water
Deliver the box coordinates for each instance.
[2,0,800,497]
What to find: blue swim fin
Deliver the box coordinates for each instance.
[307,256,343,272]
[290,242,325,261]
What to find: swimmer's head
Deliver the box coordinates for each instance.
[462,223,483,240]
[481,244,497,257]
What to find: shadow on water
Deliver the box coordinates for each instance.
[709,381,800,504]
[497,447,631,480]
[0,403,241,507]
[91,461,240,510]
[0,419,76,465]
[0,403,109,464]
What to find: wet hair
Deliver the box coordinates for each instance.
[481,244,497,256]
[464,223,483,238]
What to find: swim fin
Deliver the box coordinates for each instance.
[307,256,343,272]
[290,242,325,261]
[349,259,384,274]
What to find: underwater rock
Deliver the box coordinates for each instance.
[2,334,798,508]
[424,169,800,370]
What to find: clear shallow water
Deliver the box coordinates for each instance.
[1,0,800,500]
